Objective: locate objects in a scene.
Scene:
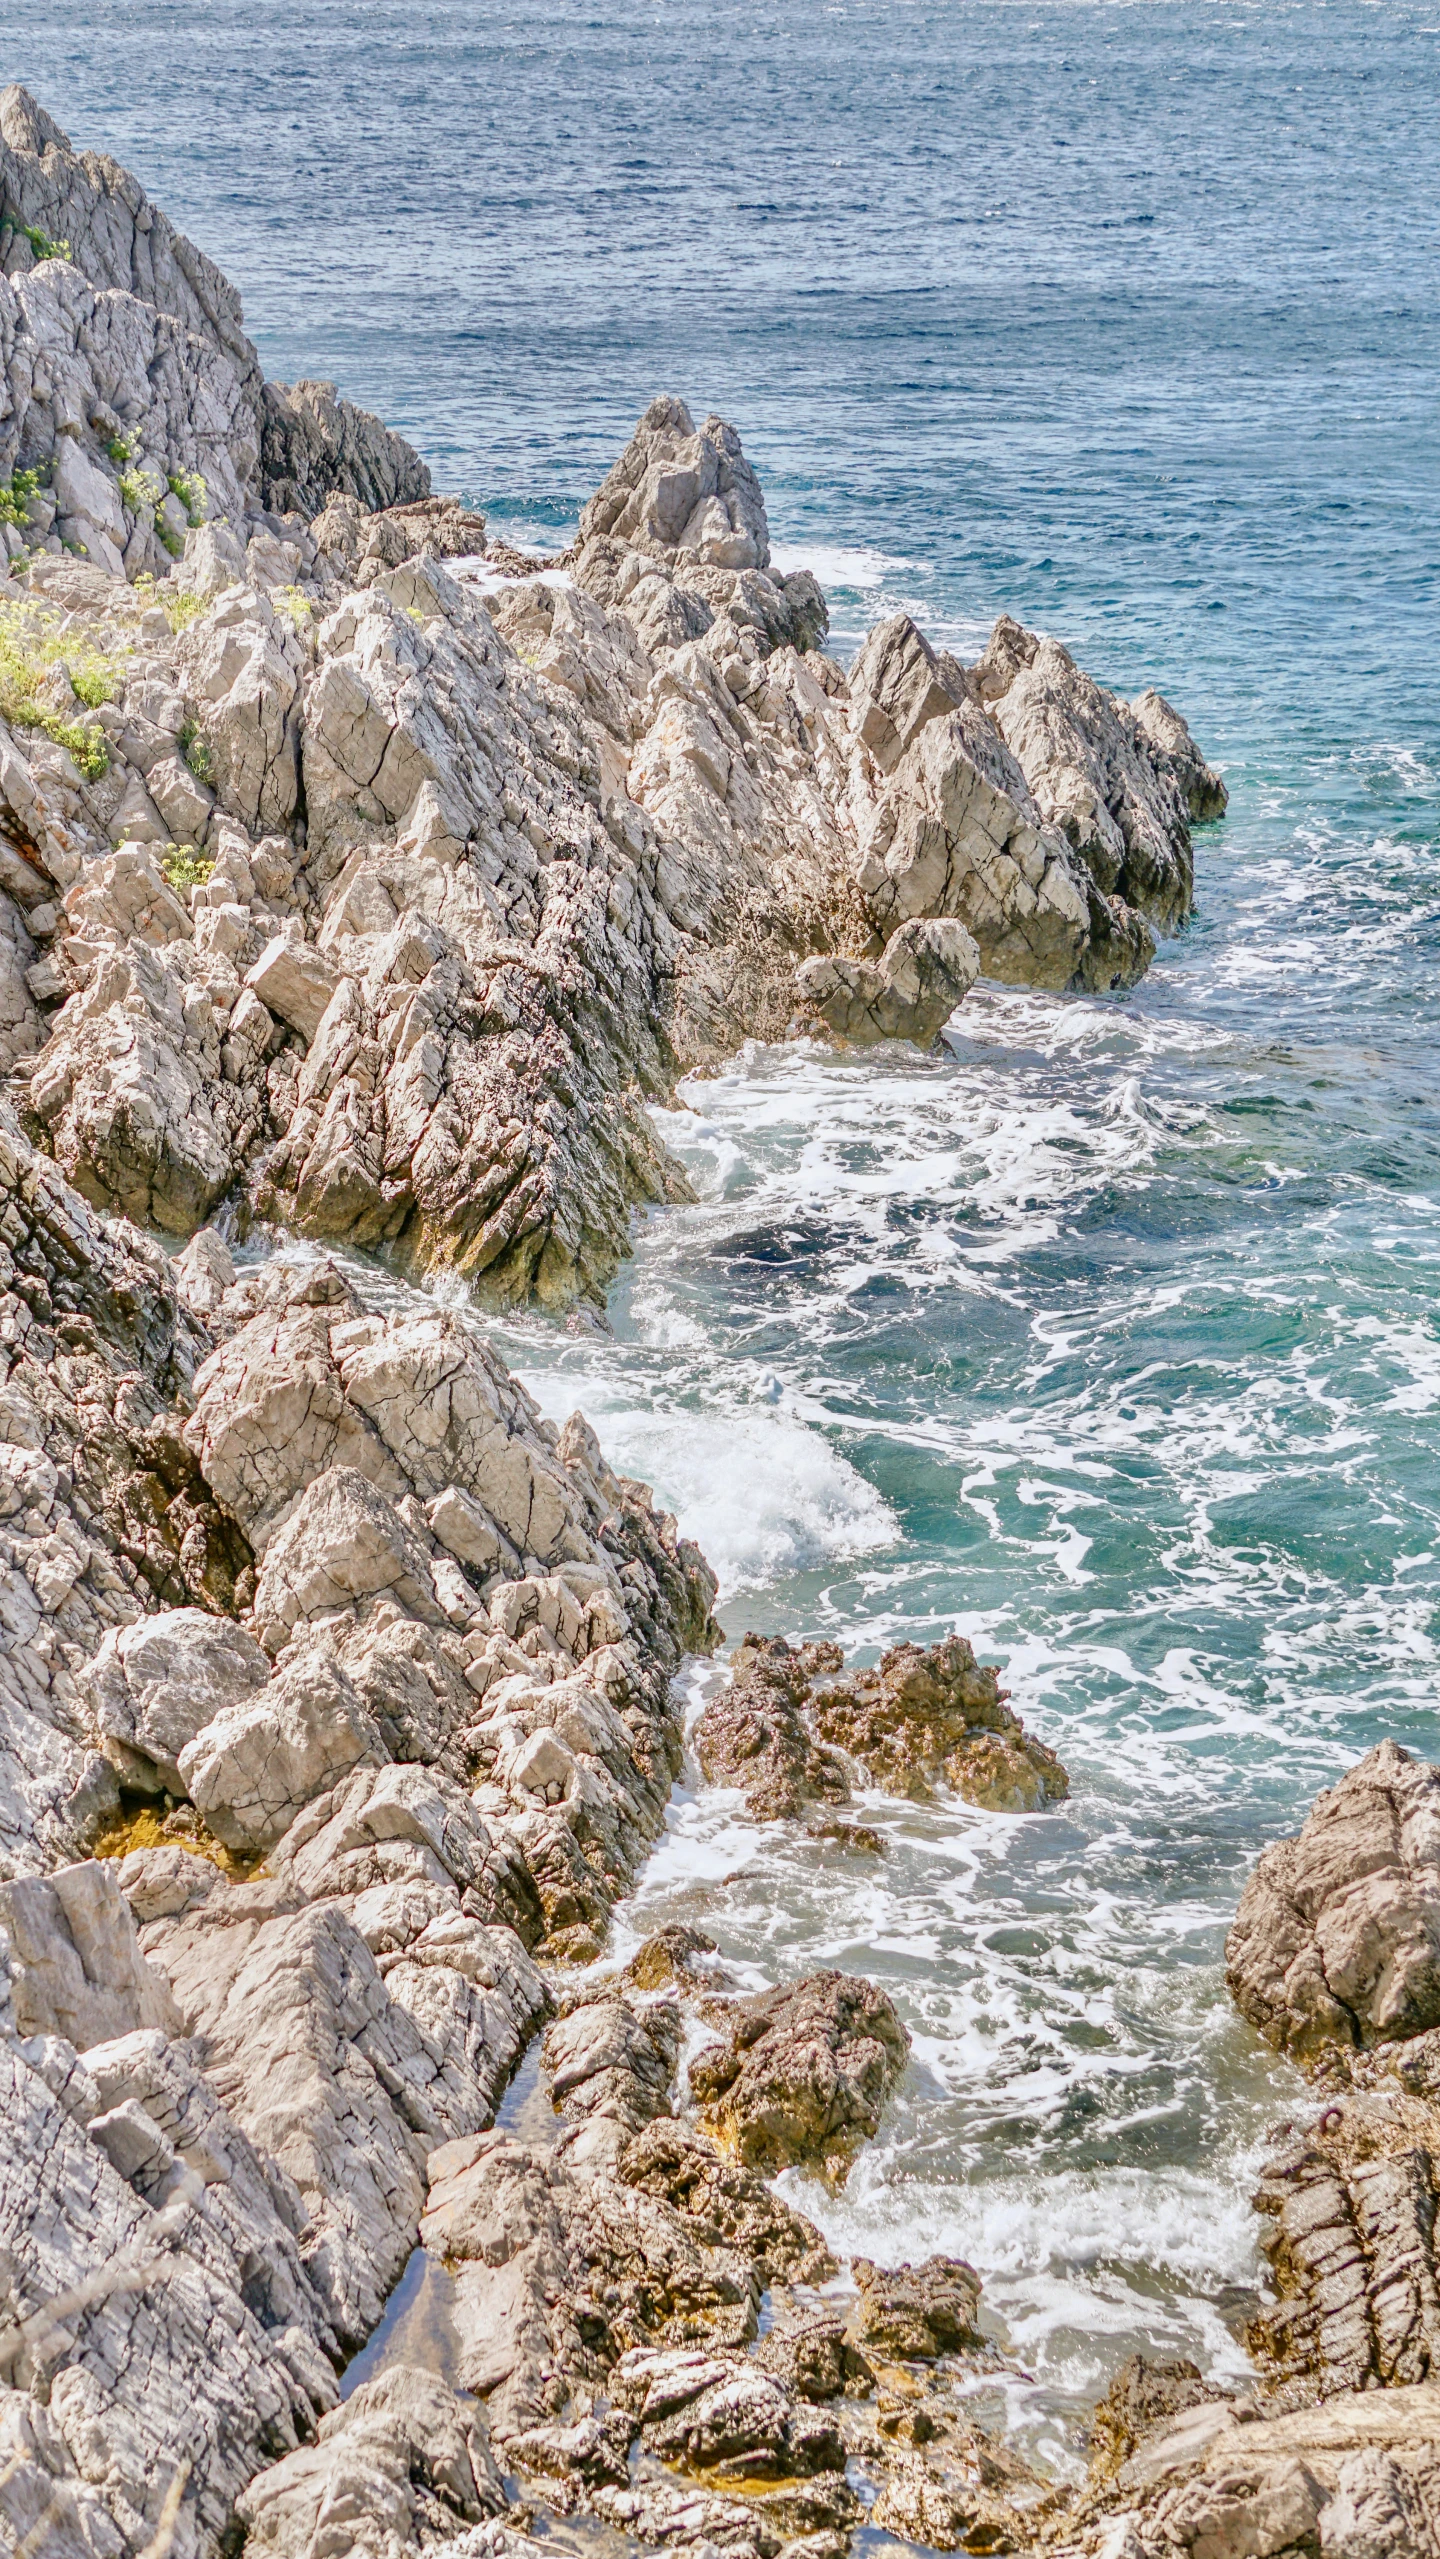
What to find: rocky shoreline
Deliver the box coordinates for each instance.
[3,78,1436,2559]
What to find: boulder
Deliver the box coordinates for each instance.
[797,916,980,1047]
[843,2256,982,2361]
[178,1649,387,1856]
[246,934,341,1044]
[0,1858,181,2047]
[689,1970,910,2179]
[1227,1742,1440,2064]
[249,1466,448,1649]
[82,1606,271,1795]
[701,1632,1067,1822]
[237,2367,504,2559]
[807,1632,1069,1813]
[694,1637,851,1822]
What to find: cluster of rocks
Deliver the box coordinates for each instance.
[697,1631,1069,1822]
[0,84,1224,1314]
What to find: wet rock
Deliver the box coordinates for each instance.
[1226,1741,1440,2066]
[807,1633,1069,1813]
[1086,2354,1234,2485]
[689,1970,910,2180]
[755,2308,868,2402]
[844,2256,983,2362]
[702,1633,1067,1823]
[867,2449,1026,2553]
[614,2117,837,2286]
[694,1638,850,1821]
[608,2344,847,2477]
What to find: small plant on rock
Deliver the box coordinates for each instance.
[167,469,207,528]
[1,217,70,263]
[274,584,313,628]
[0,595,120,778]
[0,468,42,531]
[178,718,214,783]
[106,434,137,467]
[161,843,213,894]
[118,464,165,518]
[156,585,205,633]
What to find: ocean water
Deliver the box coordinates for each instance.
[13,0,1440,2474]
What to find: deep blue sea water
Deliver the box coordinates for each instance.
[12,0,1440,2469]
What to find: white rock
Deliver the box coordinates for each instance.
[246,933,340,1043]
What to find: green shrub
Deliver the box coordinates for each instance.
[1,218,70,263]
[157,585,204,633]
[118,464,165,517]
[167,469,207,529]
[0,468,42,531]
[161,843,213,893]
[178,718,213,782]
[0,597,120,778]
[274,584,313,627]
[106,435,137,467]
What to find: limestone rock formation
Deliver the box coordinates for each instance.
[0,93,1222,1311]
[0,84,427,569]
[0,90,1240,2559]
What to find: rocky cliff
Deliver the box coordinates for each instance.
[0,87,1281,2559]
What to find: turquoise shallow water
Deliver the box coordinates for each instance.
[12,0,1440,2467]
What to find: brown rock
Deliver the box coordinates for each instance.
[615,2117,837,2285]
[689,1969,910,2180]
[845,2256,983,2362]
[695,1637,850,1820]
[1086,2353,1231,2483]
[808,1634,1068,1813]
[702,1632,1067,1822]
